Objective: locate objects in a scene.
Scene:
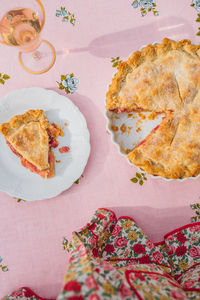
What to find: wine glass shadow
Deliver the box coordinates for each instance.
[107,205,193,243]
[66,16,194,59]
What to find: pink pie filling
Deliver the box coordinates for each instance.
[135,125,160,149]
[7,141,54,178]
[59,146,70,153]
[49,138,59,148]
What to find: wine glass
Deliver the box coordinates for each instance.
[0,0,56,74]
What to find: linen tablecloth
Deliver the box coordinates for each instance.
[0,0,200,298]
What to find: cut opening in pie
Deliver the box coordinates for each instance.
[0,110,63,178]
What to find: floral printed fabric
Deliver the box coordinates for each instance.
[164,223,200,299]
[126,268,186,300]
[102,217,171,273]
[5,210,200,299]
[177,264,200,291]
[164,223,200,278]
[3,287,51,300]
[57,209,200,299]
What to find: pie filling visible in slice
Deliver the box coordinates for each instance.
[0,109,62,178]
[106,38,200,179]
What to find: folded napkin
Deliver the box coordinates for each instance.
[57,208,200,300]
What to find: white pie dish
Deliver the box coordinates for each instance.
[0,87,91,200]
[105,42,200,182]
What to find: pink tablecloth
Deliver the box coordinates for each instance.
[0,0,199,298]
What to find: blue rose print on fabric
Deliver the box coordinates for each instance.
[62,75,79,94]
[0,256,8,272]
[132,0,159,16]
[56,10,61,17]
[56,7,76,25]
[191,1,200,35]
[60,7,68,16]
[192,0,200,11]
[57,74,79,94]
[139,0,155,9]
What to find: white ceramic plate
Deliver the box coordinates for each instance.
[0,87,91,200]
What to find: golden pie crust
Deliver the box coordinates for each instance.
[106,38,200,179]
[0,110,61,178]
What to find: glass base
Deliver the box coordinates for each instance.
[18,40,56,74]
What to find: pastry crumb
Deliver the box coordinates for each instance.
[59,129,64,137]
[125,148,132,154]
[127,126,132,135]
[138,112,146,120]
[136,127,142,132]
[127,113,133,118]
[56,160,61,163]
[148,112,157,120]
[120,123,126,133]
[64,122,68,126]
[111,125,118,131]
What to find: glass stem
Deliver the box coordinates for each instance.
[32,50,41,60]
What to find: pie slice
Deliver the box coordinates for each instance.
[168,103,200,178]
[0,110,62,178]
[106,38,200,179]
[127,112,181,178]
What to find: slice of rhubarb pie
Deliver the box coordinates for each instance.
[106,38,200,179]
[0,109,62,178]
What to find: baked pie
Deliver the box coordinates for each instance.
[0,110,63,178]
[106,38,200,179]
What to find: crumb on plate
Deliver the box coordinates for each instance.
[59,146,70,153]
[120,123,126,133]
[138,112,146,120]
[111,125,118,131]
[148,112,157,120]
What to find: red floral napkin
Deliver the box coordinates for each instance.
[57,208,200,299]
[4,209,200,300]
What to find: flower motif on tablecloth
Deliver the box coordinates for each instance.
[191,1,200,35]
[191,203,200,222]
[57,74,79,94]
[0,73,10,85]
[130,172,147,185]
[14,197,26,203]
[63,237,73,252]
[110,57,123,68]
[0,256,8,272]
[56,7,76,25]
[131,0,159,17]
[74,175,84,185]
[192,0,200,12]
